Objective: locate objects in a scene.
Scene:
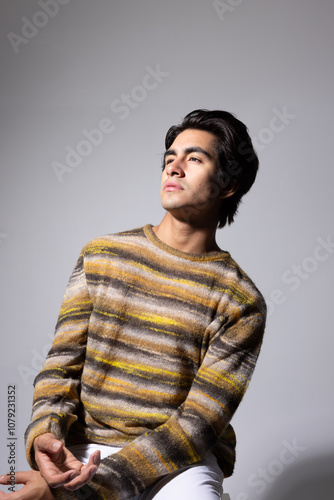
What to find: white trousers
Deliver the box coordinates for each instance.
[69,444,224,500]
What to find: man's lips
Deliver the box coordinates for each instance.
[163,182,183,191]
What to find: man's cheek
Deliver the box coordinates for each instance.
[196,183,220,205]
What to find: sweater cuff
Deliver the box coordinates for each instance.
[25,418,66,470]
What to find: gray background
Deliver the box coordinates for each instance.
[1,1,334,498]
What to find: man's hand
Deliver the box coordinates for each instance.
[0,471,54,500]
[33,433,100,491]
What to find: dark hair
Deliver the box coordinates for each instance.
[164,109,259,228]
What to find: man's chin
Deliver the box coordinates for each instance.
[162,205,202,224]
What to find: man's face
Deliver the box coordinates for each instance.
[161,128,224,225]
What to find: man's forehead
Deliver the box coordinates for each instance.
[166,129,217,157]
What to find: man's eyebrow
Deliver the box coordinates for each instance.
[163,148,176,161]
[185,146,214,159]
[163,146,214,162]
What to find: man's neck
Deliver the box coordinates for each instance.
[152,213,221,255]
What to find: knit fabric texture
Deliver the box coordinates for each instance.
[25,225,266,500]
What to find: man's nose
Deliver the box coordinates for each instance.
[166,158,185,176]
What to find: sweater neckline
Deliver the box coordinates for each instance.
[143,224,230,262]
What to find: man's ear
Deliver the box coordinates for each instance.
[219,183,239,200]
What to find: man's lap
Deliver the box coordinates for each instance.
[69,444,224,500]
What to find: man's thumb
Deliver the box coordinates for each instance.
[51,441,62,452]
[35,433,62,454]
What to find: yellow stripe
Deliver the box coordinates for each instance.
[154,449,177,473]
[87,348,181,380]
[192,389,228,412]
[198,370,246,394]
[163,422,200,463]
[94,308,187,332]
[129,446,158,475]
[83,399,165,421]
[87,257,254,306]
[205,365,248,388]
[83,366,186,402]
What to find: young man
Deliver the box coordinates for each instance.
[0,110,266,500]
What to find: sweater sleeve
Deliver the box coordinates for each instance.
[24,250,93,469]
[57,295,266,500]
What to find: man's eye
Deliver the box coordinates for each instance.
[162,158,172,170]
[189,156,201,162]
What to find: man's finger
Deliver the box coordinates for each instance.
[43,470,80,489]
[62,450,100,491]
[86,450,101,468]
[62,465,98,491]
[41,469,80,489]
[0,471,37,484]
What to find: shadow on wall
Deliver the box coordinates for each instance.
[260,450,334,500]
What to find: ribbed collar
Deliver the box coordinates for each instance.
[143,224,230,262]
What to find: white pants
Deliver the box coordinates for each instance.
[69,444,224,500]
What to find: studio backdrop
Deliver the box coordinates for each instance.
[1,1,333,498]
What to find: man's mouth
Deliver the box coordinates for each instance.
[163,182,183,191]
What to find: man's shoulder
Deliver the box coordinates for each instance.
[82,226,146,252]
[212,253,266,311]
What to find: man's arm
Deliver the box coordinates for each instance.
[25,250,93,471]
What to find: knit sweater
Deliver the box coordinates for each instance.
[25,225,266,500]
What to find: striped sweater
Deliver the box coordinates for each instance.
[25,225,266,500]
